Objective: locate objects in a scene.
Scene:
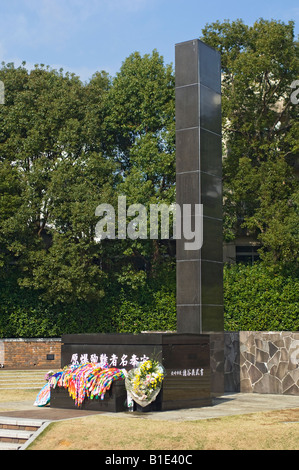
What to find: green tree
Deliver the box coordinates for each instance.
[0,161,23,271]
[201,19,299,265]
[0,63,114,303]
[0,55,176,313]
[102,50,175,174]
[100,50,176,286]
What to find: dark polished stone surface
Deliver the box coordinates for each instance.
[175,40,199,88]
[176,305,201,334]
[62,333,166,345]
[201,217,223,262]
[175,39,221,93]
[176,213,202,261]
[200,172,223,219]
[175,84,199,131]
[175,39,223,335]
[176,171,200,207]
[176,234,201,261]
[200,85,221,135]
[176,127,200,173]
[176,260,200,305]
[200,129,222,177]
[176,121,222,178]
[198,40,221,93]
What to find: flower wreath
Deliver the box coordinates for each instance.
[125,359,165,407]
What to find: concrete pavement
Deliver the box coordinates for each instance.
[0,392,298,422]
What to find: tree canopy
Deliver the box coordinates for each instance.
[0,51,176,310]
[201,19,299,266]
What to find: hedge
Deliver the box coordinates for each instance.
[0,263,298,337]
[223,263,299,331]
[0,270,177,338]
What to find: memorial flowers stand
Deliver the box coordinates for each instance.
[125,359,165,411]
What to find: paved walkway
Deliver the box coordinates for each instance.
[0,393,298,422]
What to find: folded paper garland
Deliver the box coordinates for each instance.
[34,383,51,407]
[35,360,165,409]
[34,363,127,407]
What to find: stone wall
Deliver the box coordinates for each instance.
[1,333,298,396]
[0,338,61,370]
[224,332,299,395]
[224,332,240,392]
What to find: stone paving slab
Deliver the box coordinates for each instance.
[0,393,298,422]
[0,407,103,421]
[102,393,299,422]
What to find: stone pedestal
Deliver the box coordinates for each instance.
[50,378,127,412]
[56,333,211,411]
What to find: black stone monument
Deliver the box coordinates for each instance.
[175,39,224,396]
[175,39,223,334]
[51,333,211,412]
[51,39,224,412]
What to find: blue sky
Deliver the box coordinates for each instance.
[0,0,298,81]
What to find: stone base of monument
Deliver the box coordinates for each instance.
[50,333,212,412]
[50,378,128,413]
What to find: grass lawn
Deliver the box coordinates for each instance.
[0,390,298,450]
[27,408,299,451]
[0,389,41,404]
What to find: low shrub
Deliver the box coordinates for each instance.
[224,263,299,331]
[0,262,298,337]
